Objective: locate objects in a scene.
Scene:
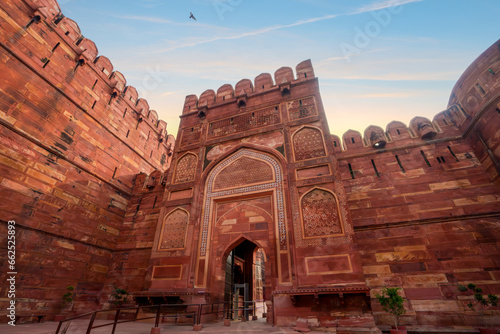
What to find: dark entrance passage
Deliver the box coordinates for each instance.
[224,240,265,321]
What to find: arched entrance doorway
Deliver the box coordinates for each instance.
[223,239,265,321]
[195,148,292,290]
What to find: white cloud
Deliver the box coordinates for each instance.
[146,0,423,54]
[332,72,459,81]
[316,49,388,67]
[356,0,424,13]
[153,14,339,53]
[161,90,186,97]
[115,15,224,30]
[354,92,418,98]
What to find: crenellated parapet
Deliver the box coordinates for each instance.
[335,39,499,185]
[336,110,469,155]
[332,41,500,332]
[0,0,173,182]
[339,118,429,154]
[182,59,315,114]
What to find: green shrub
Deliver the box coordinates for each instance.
[375,287,406,330]
[62,286,75,308]
[458,283,498,328]
[111,286,130,307]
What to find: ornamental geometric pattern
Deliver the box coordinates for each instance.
[293,127,326,161]
[201,149,286,256]
[213,156,273,190]
[287,97,318,121]
[174,153,197,183]
[301,189,342,238]
[159,209,188,250]
[207,106,280,138]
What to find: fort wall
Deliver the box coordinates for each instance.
[0,0,498,329]
[0,0,172,317]
[334,40,500,327]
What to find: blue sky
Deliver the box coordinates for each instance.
[58,0,500,139]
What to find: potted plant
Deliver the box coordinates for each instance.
[375,287,407,334]
[458,283,498,334]
[62,285,75,308]
[54,286,75,321]
[110,286,130,308]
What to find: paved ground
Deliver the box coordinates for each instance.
[0,318,299,334]
[2,319,482,334]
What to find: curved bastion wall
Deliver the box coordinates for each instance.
[0,0,499,329]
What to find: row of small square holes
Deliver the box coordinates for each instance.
[347,146,459,179]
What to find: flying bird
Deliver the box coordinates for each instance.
[189,12,196,21]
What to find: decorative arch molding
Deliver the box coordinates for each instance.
[291,126,327,161]
[158,208,189,250]
[299,187,344,239]
[173,152,198,183]
[201,142,289,179]
[199,148,287,256]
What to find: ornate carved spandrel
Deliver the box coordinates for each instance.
[301,189,343,239]
[293,127,326,161]
[173,153,197,183]
[159,209,189,250]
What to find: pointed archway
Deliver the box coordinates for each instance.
[194,148,291,294]
[222,238,265,321]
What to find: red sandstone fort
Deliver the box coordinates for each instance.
[0,0,499,332]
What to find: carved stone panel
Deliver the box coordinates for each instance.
[159,209,189,250]
[173,153,197,183]
[287,96,318,120]
[293,127,326,161]
[213,156,274,190]
[207,106,280,138]
[300,189,343,239]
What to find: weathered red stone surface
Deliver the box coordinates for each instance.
[144,57,375,327]
[0,0,499,331]
[335,40,500,329]
[0,0,172,320]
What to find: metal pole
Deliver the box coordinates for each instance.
[86,312,97,334]
[154,305,161,328]
[134,306,140,321]
[111,309,120,334]
[55,321,62,334]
